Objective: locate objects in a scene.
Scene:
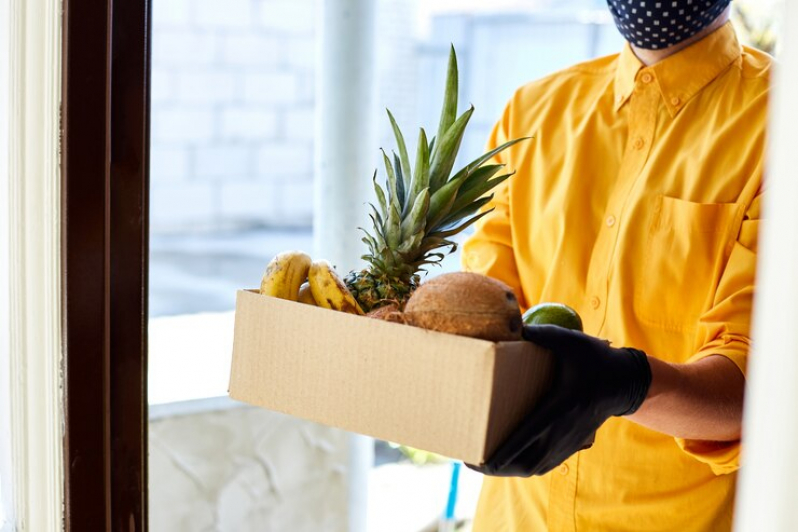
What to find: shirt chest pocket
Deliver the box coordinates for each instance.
[633,195,745,332]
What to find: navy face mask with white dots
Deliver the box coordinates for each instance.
[607,0,732,50]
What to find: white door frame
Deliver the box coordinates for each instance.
[0,0,12,527]
[0,0,64,530]
[735,3,798,530]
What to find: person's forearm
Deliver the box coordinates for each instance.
[625,354,745,441]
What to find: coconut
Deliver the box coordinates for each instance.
[403,272,523,342]
[367,303,407,324]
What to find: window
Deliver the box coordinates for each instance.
[147,2,621,529]
[147,0,783,529]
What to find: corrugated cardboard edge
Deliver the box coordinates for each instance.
[481,342,554,464]
[228,289,502,464]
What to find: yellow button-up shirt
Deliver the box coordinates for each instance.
[463,23,770,532]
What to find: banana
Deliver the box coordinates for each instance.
[308,260,365,315]
[297,282,317,306]
[260,251,312,301]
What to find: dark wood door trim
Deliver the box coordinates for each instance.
[62,0,151,529]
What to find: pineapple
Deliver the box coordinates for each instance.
[345,46,528,313]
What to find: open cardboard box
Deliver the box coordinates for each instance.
[229,289,554,465]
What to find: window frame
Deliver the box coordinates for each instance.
[62,0,151,528]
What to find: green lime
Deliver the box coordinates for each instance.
[523,302,583,332]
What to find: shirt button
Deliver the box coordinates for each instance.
[590,296,601,309]
[671,96,682,107]
[616,94,624,103]
[641,72,654,84]
[559,464,570,476]
[606,215,616,227]
[633,137,645,150]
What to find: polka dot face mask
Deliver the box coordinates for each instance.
[607,0,732,49]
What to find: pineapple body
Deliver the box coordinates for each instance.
[345,270,419,313]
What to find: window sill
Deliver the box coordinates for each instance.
[148,311,236,409]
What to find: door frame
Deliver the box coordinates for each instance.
[3,0,64,529]
[61,0,151,528]
[734,4,798,530]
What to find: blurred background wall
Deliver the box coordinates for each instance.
[148,0,625,233]
[146,1,782,530]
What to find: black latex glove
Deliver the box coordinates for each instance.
[471,324,652,477]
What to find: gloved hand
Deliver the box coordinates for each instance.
[471,324,652,477]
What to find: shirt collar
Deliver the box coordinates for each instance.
[613,21,742,117]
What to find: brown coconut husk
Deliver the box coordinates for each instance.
[403,272,523,342]
[366,303,407,324]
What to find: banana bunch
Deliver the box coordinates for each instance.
[259,251,364,315]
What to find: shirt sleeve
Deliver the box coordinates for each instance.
[674,191,763,475]
[460,109,527,308]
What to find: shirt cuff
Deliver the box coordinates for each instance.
[686,335,749,378]
[674,437,741,475]
[674,336,749,475]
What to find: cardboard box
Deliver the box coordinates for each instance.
[229,289,554,465]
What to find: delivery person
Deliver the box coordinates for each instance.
[462,1,769,530]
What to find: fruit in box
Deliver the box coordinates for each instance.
[308,260,364,315]
[404,272,523,342]
[343,46,527,313]
[256,46,544,342]
[259,251,311,301]
[523,302,584,332]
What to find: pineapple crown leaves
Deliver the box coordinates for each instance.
[362,45,530,281]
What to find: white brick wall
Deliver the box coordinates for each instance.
[376,0,420,161]
[175,70,238,104]
[153,30,220,66]
[221,34,283,66]
[149,0,611,234]
[256,0,317,34]
[150,0,319,233]
[149,0,425,233]
[283,108,315,142]
[195,144,253,179]
[277,180,314,224]
[220,108,280,141]
[219,182,280,225]
[257,142,313,176]
[153,107,215,143]
[195,0,254,30]
[153,0,191,28]
[284,35,315,69]
[151,182,217,228]
[243,72,299,105]
[151,146,191,182]
[150,68,175,104]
